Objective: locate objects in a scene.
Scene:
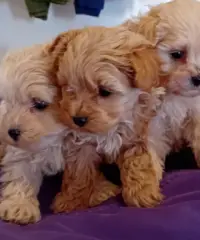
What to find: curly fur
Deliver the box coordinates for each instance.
[0,45,68,224]
[125,0,200,177]
[0,27,164,222]
[47,26,168,212]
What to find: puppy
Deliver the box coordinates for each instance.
[0,45,67,224]
[125,0,200,171]
[48,26,167,212]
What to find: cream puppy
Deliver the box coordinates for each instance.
[0,45,66,224]
[126,0,200,168]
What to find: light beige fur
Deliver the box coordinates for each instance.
[0,45,68,224]
[125,0,200,172]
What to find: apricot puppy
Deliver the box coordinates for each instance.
[48,26,167,212]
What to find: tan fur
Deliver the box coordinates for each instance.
[0,45,67,224]
[118,147,163,207]
[53,0,200,210]
[0,181,40,224]
[51,144,109,213]
[125,0,200,184]
[49,26,165,133]
[48,26,167,212]
[127,0,200,96]
[117,91,164,207]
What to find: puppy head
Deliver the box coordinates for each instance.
[130,0,200,97]
[49,27,165,133]
[0,45,64,150]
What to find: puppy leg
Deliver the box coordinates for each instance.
[89,173,121,207]
[119,91,164,207]
[0,180,41,224]
[52,164,97,213]
[118,92,162,207]
[52,144,101,213]
[0,150,42,224]
[119,146,163,207]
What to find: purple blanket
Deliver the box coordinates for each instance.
[1,170,200,240]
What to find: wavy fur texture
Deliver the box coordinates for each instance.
[0,28,163,223]
[0,45,68,224]
[124,0,200,188]
[47,26,168,213]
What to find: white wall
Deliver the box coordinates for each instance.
[0,0,169,58]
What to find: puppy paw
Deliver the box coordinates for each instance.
[122,185,163,208]
[52,192,82,213]
[89,184,121,207]
[0,197,41,224]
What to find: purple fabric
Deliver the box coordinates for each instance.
[1,170,200,240]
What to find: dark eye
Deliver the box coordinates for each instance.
[170,50,185,60]
[99,87,112,97]
[32,98,49,111]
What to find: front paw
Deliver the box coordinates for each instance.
[89,184,121,207]
[122,184,163,208]
[0,197,41,224]
[52,192,83,213]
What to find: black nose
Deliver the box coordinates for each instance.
[8,128,21,141]
[191,76,200,87]
[72,116,88,127]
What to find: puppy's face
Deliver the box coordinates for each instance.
[49,27,164,133]
[0,45,63,150]
[132,0,200,97]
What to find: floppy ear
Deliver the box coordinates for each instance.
[123,32,169,91]
[47,29,82,85]
[130,45,163,91]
